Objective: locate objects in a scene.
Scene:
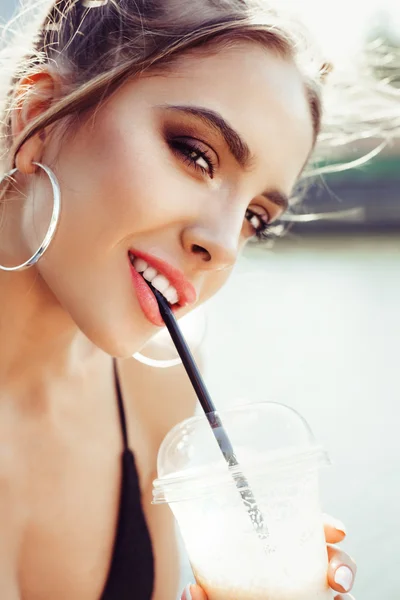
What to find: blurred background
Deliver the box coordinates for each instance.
[1,1,399,599]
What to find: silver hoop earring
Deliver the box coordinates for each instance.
[0,162,61,272]
[132,307,207,369]
[132,352,182,369]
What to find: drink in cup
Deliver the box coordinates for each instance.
[153,402,333,600]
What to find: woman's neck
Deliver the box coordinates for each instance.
[0,268,98,390]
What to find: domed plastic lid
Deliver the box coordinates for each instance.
[153,402,330,503]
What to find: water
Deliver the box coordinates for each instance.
[178,233,400,600]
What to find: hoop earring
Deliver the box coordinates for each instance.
[0,162,61,272]
[132,306,207,369]
[132,352,182,369]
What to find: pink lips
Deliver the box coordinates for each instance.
[128,249,197,327]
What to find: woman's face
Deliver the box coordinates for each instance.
[28,43,314,356]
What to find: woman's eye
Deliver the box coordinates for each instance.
[245,207,272,241]
[169,137,216,178]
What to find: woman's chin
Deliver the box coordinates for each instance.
[74,315,159,360]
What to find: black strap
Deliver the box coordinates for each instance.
[113,359,129,450]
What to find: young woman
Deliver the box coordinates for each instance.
[0,0,357,598]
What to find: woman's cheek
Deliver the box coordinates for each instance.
[200,268,233,304]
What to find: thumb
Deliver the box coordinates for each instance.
[181,583,208,600]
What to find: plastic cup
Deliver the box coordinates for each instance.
[153,402,333,600]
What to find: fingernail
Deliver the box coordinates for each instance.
[324,514,347,535]
[334,565,353,592]
[182,583,193,600]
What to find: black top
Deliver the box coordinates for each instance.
[100,360,155,600]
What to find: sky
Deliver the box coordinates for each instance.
[294,0,400,61]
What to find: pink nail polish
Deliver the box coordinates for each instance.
[323,513,347,535]
[334,565,353,592]
[183,583,193,600]
[332,518,347,536]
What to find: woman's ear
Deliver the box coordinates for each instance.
[11,70,57,175]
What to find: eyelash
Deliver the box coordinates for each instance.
[169,138,217,179]
[170,137,274,241]
[245,208,273,241]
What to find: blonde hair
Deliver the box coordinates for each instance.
[0,0,327,179]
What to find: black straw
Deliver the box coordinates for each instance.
[150,284,268,540]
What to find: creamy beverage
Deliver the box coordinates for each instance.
[153,403,334,600]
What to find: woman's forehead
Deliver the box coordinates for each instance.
[138,44,314,189]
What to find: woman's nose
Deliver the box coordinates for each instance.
[181,224,238,271]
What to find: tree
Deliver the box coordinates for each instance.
[364,8,400,89]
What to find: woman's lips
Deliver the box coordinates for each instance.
[129,262,165,326]
[129,249,197,306]
[128,250,197,327]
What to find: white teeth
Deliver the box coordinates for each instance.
[131,254,180,305]
[163,287,174,303]
[164,286,179,305]
[133,258,148,273]
[152,274,170,293]
[170,290,179,304]
[143,267,158,282]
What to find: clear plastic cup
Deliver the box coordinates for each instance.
[153,402,333,600]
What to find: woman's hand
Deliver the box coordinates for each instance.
[181,514,357,600]
[323,513,357,599]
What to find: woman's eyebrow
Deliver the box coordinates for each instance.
[262,190,289,212]
[160,103,252,169]
[160,103,289,213]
